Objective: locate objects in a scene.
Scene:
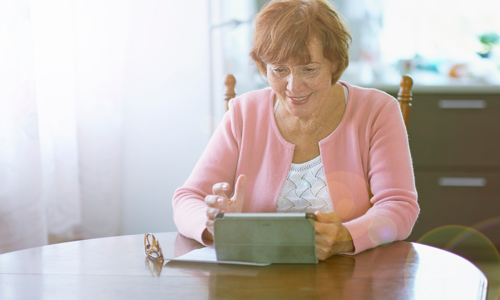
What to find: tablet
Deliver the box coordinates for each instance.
[214,213,318,264]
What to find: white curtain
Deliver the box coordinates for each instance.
[0,0,127,253]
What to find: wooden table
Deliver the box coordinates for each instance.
[0,232,488,299]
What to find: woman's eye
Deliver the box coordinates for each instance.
[305,68,316,73]
[272,68,289,77]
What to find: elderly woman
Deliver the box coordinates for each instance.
[173,0,419,259]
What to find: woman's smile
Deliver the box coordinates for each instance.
[288,93,312,105]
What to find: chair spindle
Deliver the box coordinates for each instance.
[398,75,413,130]
[224,74,236,112]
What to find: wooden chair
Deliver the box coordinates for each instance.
[223,74,414,130]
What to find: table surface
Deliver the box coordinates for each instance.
[0,232,488,300]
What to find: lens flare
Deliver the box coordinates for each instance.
[417,224,500,300]
[336,198,355,219]
[368,216,398,246]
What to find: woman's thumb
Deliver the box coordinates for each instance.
[233,174,247,203]
[315,211,340,223]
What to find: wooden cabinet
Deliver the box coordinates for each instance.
[408,93,500,167]
[386,87,500,252]
[410,171,500,247]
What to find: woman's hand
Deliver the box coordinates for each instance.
[202,174,247,241]
[314,211,354,260]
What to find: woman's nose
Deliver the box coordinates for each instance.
[286,74,306,93]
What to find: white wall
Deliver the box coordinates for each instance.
[121,0,211,235]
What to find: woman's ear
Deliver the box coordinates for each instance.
[330,61,339,84]
[330,61,338,74]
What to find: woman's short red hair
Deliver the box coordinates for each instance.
[250,0,351,84]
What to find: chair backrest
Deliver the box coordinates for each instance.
[223,74,413,130]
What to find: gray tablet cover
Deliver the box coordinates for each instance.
[214,213,318,264]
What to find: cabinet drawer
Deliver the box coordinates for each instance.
[407,93,500,167]
[407,171,500,248]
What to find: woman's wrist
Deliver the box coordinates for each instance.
[338,225,354,254]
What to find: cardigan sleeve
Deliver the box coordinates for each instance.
[343,98,420,254]
[172,101,241,245]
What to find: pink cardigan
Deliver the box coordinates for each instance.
[173,82,419,254]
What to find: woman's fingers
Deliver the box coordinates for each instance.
[206,175,247,235]
[314,211,343,260]
[315,221,339,242]
[205,178,246,237]
[315,233,332,260]
[212,182,230,198]
[204,195,228,209]
[206,207,218,219]
[314,211,340,238]
[210,175,247,209]
[206,206,227,220]
[315,230,336,247]
[314,212,355,257]
[206,220,214,235]
[315,231,338,261]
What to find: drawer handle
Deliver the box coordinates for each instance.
[438,100,486,109]
[438,177,486,187]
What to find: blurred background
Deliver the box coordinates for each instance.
[1,0,499,274]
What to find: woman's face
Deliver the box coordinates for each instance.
[267,39,337,119]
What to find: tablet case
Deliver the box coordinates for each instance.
[214,213,318,264]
